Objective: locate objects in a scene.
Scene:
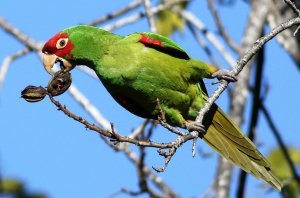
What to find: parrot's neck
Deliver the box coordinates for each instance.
[66,26,123,69]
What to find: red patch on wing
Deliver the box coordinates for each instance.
[42,32,74,58]
[139,34,165,48]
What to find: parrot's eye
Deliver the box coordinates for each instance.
[56,38,68,49]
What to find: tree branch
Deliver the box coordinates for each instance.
[176,9,236,67]
[0,48,31,88]
[102,0,187,31]
[207,0,240,52]
[87,0,143,26]
[186,21,219,66]
[284,0,300,17]
[0,17,42,50]
[143,0,157,33]
[237,35,265,197]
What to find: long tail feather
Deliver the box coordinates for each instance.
[202,102,282,191]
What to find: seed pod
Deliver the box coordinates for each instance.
[21,86,47,102]
[47,70,72,96]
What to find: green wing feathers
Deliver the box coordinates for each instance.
[202,102,282,191]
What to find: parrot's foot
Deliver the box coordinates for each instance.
[185,121,206,138]
[212,69,237,82]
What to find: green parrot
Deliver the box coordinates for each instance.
[42,25,282,190]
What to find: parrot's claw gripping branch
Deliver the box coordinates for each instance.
[211,69,237,82]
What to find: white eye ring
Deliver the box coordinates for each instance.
[56,38,68,49]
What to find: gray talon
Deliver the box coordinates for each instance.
[212,69,237,82]
[185,122,206,137]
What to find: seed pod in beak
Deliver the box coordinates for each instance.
[21,86,47,102]
[47,70,72,96]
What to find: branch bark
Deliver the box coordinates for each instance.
[237,36,265,197]
[212,1,269,197]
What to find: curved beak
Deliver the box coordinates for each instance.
[42,53,75,75]
[43,53,57,74]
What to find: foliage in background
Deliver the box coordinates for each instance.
[268,148,300,198]
[1,178,47,198]
[156,0,189,36]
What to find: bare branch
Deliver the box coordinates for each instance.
[102,0,187,31]
[284,0,300,17]
[48,93,174,148]
[284,0,300,36]
[267,1,300,71]
[152,131,198,172]
[186,22,219,66]
[237,38,265,197]
[0,17,42,50]
[129,119,150,139]
[143,0,157,33]
[0,48,31,88]
[87,0,143,26]
[67,85,112,130]
[176,9,236,67]
[207,0,240,52]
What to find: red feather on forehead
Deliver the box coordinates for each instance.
[42,32,74,58]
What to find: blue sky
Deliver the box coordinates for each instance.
[0,0,299,198]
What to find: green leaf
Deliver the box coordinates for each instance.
[1,178,47,198]
[1,179,24,194]
[267,147,300,198]
[156,0,189,36]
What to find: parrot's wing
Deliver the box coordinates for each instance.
[202,97,282,191]
[137,32,190,59]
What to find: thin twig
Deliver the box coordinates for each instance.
[284,0,300,36]
[152,131,198,172]
[207,0,240,52]
[176,9,236,67]
[138,132,165,198]
[102,0,187,31]
[0,48,31,88]
[122,145,180,197]
[87,0,143,26]
[0,17,42,50]
[129,119,150,139]
[67,85,112,130]
[114,128,164,198]
[284,0,300,16]
[237,37,265,198]
[143,0,157,33]
[186,21,219,66]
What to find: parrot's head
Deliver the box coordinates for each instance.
[42,25,115,74]
[42,31,76,74]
